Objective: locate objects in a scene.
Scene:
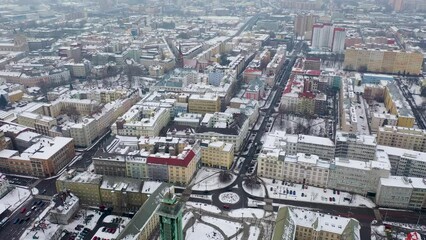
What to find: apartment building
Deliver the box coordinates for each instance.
[188,93,221,114]
[195,113,249,151]
[343,47,423,75]
[56,170,152,212]
[0,136,75,177]
[56,170,103,206]
[67,118,98,148]
[328,151,391,195]
[383,82,415,128]
[17,112,57,136]
[280,74,328,116]
[376,176,414,209]
[335,131,377,162]
[100,177,149,212]
[112,107,171,137]
[377,126,426,152]
[281,153,330,188]
[377,145,426,177]
[294,134,335,161]
[200,140,234,170]
[273,207,360,240]
[93,138,201,185]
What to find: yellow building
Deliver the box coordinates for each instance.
[56,170,152,211]
[8,90,24,103]
[188,93,221,114]
[383,82,415,128]
[201,141,234,169]
[99,177,149,212]
[344,47,423,75]
[377,126,426,152]
[272,207,360,240]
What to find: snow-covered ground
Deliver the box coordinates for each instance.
[271,115,326,137]
[0,187,31,212]
[21,220,60,240]
[190,194,212,201]
[248,226,261,240]
[218,192,240,204]
[260,178,376,208]
[103,215,131,225]
[247,198,265,207]
[186,221,224,240]
[186,202,221,214]
[228,208,265,219]
[201,216,242,237]
[242,181,266,198]
[183,212,194,228]
[191,168,236,191]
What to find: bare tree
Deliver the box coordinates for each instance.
[244,176,261,189]
[218,171,233,183]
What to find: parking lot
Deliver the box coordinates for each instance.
[60,209,131,240]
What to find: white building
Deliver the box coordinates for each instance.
[294,134,335,160]
[331,28,346,53]
[281,153,330,188]
[112,107,171,137]
[376,176,413,209]
[377,145,426,178]
[328,150,391,195]
[335,131,377,162]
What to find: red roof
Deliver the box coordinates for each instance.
[299,91,315,99]
[147,150,195,167]
[304,70,321,76]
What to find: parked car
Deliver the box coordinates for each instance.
[13,218,20,224]
[20,208,26,213]
[223,205,230,209]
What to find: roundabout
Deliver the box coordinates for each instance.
[218,192,240,204]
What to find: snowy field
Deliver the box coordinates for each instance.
[186,202,221,214]
[258,178,376,208]
[228,208,265,219]
[186,221,224,240]
[271,115,327,137]
[201,216,242,237]
[191,168,236,191]
[218,192,240,204]
[242,181,266,198]
[0,187,31,212]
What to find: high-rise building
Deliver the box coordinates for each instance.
[332,28,346,53]
[157,191,184,240]
[311,24,345,52]
[294,14,318,40]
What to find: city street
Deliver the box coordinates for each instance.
[1,199,50,240]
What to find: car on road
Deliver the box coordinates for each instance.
[223,205,230,209]
[25,211,32,217]
[13,218,20,224]
[20,207,26,213]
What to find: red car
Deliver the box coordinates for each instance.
[20,208,26,213]
[223,205,230,209]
